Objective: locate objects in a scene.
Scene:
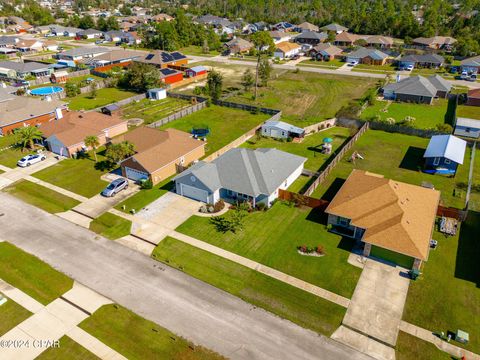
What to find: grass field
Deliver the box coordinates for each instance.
[310,130,473,209]
[241,126,351,171]
[298,59,344,68]
[179,45,220,57]
[121,97,191,125]
[115,177,173,213]
[0,294,32,336]
[152,236,346,336]
[67,88,137,111]
[456,104,480,120]
[158,105,270,156]
[89,212,132,240]
[0,146,26,168]
[402,212,480,354]
[176,201,362,298]
[396,331,451,360]
[361,99,449,129]
[32,149,109,198]
[0,242,73,305]
[353,63,397,73]
[79,304,225,360]
[37,336,100,360]
[4,180,80,213]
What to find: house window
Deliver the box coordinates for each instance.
[444,159,451,164]
[433,157,440,166]
[336,217,350,226]
[466,128,471,133]
[282,131,286,136]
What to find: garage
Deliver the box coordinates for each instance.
[125,167,149,182]
[370,245,415,269]
[179,183,209,203]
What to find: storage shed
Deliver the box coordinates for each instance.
[261,120,305,139]
[147,88,167,100]
[185,66,207,78]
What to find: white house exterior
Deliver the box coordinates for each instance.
[274,41,301,59]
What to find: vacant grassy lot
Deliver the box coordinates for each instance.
[176,202,361,298]
[242,126,351,171]
[158,105,270,155]
[115,177,173,213]
[0,294,32,336]
[456,104,480,120]
[353,63,397,73]
[396,331,451,360]
[121,97,191,125]
[310,130,473,209]
[79,304,225,360]
[0,242,73,305]
[403,212,480,354]
[298,59,344,68]
[67,88,137,111]
[37,336,100,360]
[153,237,346,336]
[4,180,80,213]
[32,150,110,198]
[361,99,449,129]
[179,45,219,57]
[89,212,132,240]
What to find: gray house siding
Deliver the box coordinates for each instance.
[396,93,433,104]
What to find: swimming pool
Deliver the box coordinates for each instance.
[30,86,63,96]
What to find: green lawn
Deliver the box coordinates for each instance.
[121,97,191,125]
[298,59,344,68]
[396,331,452,360]
[32,149,110,198]
[115,177,173,213]
[0,134,30,168]
[158,105,270,156]
[4,180,80,213]
[403,212,480,354]
[0,294,32,336]
[456,104,480,120]
[89,212,132,240]
[153,236,346,336]
[0,242,73,305]
[67,88,137,111]
[287,174,314,193]
[179,45,219,57]
[310,130,472,209]
[241,126,351,171]
[176,202,361,298]
[37,336,100,360]
[353,63,397,73]
[361,99,449,129]
[79,304,225,360]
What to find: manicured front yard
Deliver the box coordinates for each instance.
[4,180,80,213]
[121,97,191,125]
[67,88,137,111]
[89,212,132,240]
[396,331,451,360]
[353,63,396,73]
[37,336,100,360]
[298,58,344,68]
[241,126,351,171]
[115,177,173,213]
[0,135,27,168]
[0,242,73,305]
[0,295,32,336]
[158,105,270,155]
[152,236,346,336]
[32,150,110,198]
[176,202,362,298]
[403,212,480,354]
[79,304,225,360]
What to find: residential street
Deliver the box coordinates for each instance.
[0,193,373,360]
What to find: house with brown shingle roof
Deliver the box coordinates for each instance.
[273,41,301,59]
[325,170,440,269]
[116,127,205,184]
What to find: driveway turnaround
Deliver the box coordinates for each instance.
[0,193,373,360]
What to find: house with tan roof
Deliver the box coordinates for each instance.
[413,36,456,50]
[325,170,440,269]
[39,111,128,157]
[116,127,206,184]
[274,41,301,59]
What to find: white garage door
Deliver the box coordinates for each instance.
[125,167,149,181]
[180,183,208,203]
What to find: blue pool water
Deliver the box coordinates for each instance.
[30,86,63,96]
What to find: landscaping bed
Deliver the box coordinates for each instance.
[67,88,137,111]
[89,212,132,240]
[121,97,191,125]
[0,295,32,336]
[37,336,100,360]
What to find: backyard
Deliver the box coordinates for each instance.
[158,105,270,156]
[152,236,346,336]
[121,97,191,125]
[67,88,137,111]
[176,201,362,298]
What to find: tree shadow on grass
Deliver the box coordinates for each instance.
[399,146,425,172]
[455,211,480,287]
[94,160,115,171]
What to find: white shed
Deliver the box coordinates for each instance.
[147,88,167,100]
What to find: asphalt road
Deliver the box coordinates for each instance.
[0,193,373,360]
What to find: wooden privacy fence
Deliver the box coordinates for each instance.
[148,94,208,128]
[278,189,330,209]
[304,122,370,196]
[437,205,468,221]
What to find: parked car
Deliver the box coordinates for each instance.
[347,60,359,66]
[101,178,129,197]
[95,40,104,44]
[468,74,477,82]
[17,153,46,167]
[406,64,414,71]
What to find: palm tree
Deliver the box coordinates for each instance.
[84,135,100,162]
[15,126,43,151]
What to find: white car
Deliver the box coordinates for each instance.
[406,64,414,71]
[347,60,359,67]
[17,154,46,167]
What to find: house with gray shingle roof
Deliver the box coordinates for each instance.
[174,148,306,207]
[383,75,451,104]
[460,55,480,74]
[294,31,328,46]
[398,54,445,69]
[346,47,389,65]
[320,23,348,34]
[309,43,343,61]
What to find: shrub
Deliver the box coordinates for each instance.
[385,117,396,125]
[315,245,325,255]
[436,123,453,133]
[140,179,153,189]
[256,202,266,211]
[213,199,225,212]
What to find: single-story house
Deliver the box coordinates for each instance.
[147,88,167,100]
[83,49,142,68]
[326,170,439,269]
[57,47,109,61]
[0,92,66,135]
[412,36,456,50]
[135,50,188,68]
[77,28,104,39]
[269,30,292,44]
[294,31,328,46]
[274,41,301,59]
[272,22,295,32]
[104,30,125,42]
[423,134,466,175]
[63,27,82,37]
[466,88,480,106]
[0,35,18,48]
[334,32,364,47]
[224,37,254,54]
[461,55,480,74]
[383,75,452,104]
[174,148,306,207]
[364,35,394,48]
[308,43,343,61]
[345,47,389,65]
[117,127,205,184]
[185,66,207,78]
[320,23,348,34]
[42,40,58,52]
[0,61,52,79]
[454,117,480,139]
[39,111,128,157]
[152,13,174,22]
[159,68,183,84]
[295,22,319,33]
[15,39,44,52]
[261,120,305,139]
[398,54,445,69]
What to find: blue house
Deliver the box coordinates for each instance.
[423,135,466,175]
